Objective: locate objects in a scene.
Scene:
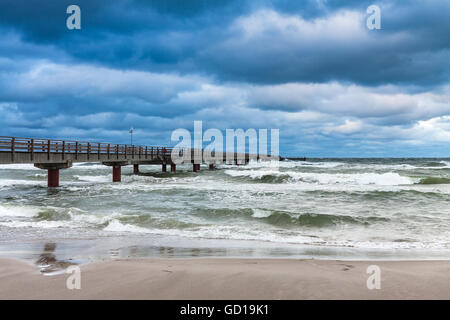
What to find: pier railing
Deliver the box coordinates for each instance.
[0,136,277,185]
[0,136,177,162]
[0,136,273,165]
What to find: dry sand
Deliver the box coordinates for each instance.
[1,258,450,299]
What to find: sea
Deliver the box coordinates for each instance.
[0,158,449,268]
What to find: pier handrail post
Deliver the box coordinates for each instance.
[145,146,148,159]
[107,144,110,160]
[11,137,15,162]
[116,144,119,159]
[62,141,65,160]
[47,139,50,160]
[98,143,101,160]
[75,142,78,160]
[87,142,90,161]
[30,139,34,162]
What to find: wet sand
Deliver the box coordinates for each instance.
[1,258,450,299]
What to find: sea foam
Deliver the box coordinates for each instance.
[0,205,41,217]
[224,169,414,186]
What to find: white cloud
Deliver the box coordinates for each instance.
[3,61,202,104]
[248,82,450,121]
[233,9,366,44]
[324,119,364,135]
[411,116,450,142]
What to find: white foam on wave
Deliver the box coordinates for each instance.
[71,163,111,170]
[0,205,41,217]
[251,208,272,218]
[245,160,297,169]
[295,161,344,168]
[0,179,44,187]
[98,222,450,250]
[73,175,111,183]
[69,210,140,226]
[0,220,75,229]
[221,160,344,170]
[103,219,151,233]
[0,206,142,230]
[351,164,417,170]
[0,164,39,170]
[225,169,414,186]
[350,163,450,170]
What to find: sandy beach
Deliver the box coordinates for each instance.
[1,258,450,299]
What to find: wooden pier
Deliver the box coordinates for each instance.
[0,136,275,187]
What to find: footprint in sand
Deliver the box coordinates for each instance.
[339,264,355,271]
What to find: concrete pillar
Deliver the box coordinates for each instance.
[113,166,121,182]
[48,169,59,188]
[34,161,72,188]
[209,163,214,170]
[193,163,200,172]
[133,164,139,174]
[102,161,128,183]
[171,164,176,173]
[162,164,167,172]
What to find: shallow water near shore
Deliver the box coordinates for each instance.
[1,158,450,267]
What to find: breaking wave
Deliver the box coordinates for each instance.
[0,205,41,217]
[417,177,450,185]
[260,211,389,227]
[225,169,414,185]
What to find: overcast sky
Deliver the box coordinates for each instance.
[0,0,449,157]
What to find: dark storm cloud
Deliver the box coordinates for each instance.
[0,0,448,86]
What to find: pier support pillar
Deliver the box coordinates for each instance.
[102,161,129,183]
[171,164,176,173]
[113,166,121,182]
[133,164,139,174]
[162,164,167,172]
[193,163,200,172]
[48,169,59,188]
[209,163,215,171]
[34,160,72,188]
